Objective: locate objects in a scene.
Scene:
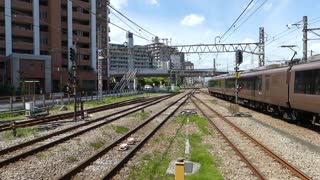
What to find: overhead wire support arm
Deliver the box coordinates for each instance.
[171,42,263,55]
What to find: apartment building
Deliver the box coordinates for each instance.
[0,0,110,93]
[109,32,153,71]
[147,36,177,70]
[184,61,194,85]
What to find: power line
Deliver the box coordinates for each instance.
[109,22,151,42]
[110,11,150,41]
[220,0,254,41]
[69,0,152,42]
[108,4,156,37]
[222,0,268,42]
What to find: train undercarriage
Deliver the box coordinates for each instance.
[208,90,320,127]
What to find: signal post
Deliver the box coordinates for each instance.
[234,50,243,114]
[69,47,79,121]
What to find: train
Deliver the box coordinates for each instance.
[208,59,320,126]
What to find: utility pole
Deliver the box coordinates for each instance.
[259,27,265,67]
[213,58,216,75]
[97,31,103,101]
[106,0,110,91]
[303,16,308,62]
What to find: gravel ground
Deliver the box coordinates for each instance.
[197,92,320,179]
[0,101,146,150]
[72,93,189,179]
[0,94,169,179]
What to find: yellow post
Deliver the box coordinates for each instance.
[175,158,184,180]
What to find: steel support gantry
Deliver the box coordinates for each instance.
[171,27,265,67]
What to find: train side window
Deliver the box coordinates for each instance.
[294,70,315,94]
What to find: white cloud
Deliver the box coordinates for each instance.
[110,0,128,9]
[180,14,205,26]
[241,38,255,43]
[263,2,273,12]
[146,0,159,6]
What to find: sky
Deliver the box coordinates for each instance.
[109,0,320,71]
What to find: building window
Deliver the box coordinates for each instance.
[39,0,48,6]
[40,36,48,44]
[40,51,49,55]
[39,11,47,19]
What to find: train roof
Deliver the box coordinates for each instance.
[209,59,320,81]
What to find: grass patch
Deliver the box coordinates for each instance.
[110,125,129,134]
[3,127,39,140]
[35,152,45,159]
[127,111,150,120]
[210,99,217,104]
[127,114,223,179]
[67,156,78,163]
[89,139,105,149]
[188,114,212,135]
[127,117,186,179]
[187,133,223,180]
[0,112,25,121]
[84,93,151,108]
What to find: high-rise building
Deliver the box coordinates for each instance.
[147,36,176,70]
[0,0,110,93]
[184,61,194,85]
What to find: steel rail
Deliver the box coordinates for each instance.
[0,94,174,156]
[101,93,191,180]
[190,97,265,180]
[0,95,169,132]
[193,95,311,180]
[0,94,177,168]
[59,92,190,179]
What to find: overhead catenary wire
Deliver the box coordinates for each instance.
[220,0,254,41]
[222,0,268,42]
[109,22,151,42]
[69,0,153,42]
[107,4,156,37]
[110,11,151,41]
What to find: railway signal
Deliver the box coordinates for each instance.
[235,50,243,65]
[69,48,75,62]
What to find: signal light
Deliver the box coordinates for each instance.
[235,50,243,65]
[69,48,75,62]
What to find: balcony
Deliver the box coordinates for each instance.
[73,0,89,9]
[12,41,34,50]
[73,12,90,21]
[0,26,4,34]
[12,28,33,38]
[0,39,5,48]
[78,48,90,55]
[73,23,90,32]
[74,35,90,43]
[11,0,33,11]
[11,14,33,24]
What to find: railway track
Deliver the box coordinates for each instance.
[0,95,172,132]
[191,94,311,180]
[58,92,191,179]
[0,93,177,169]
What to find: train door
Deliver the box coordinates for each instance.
[264,75,271,103]
[254,76,264,101]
